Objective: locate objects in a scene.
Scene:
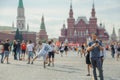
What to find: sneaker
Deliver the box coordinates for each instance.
[27,62,30,64]
[19,58,22,61]
[44,62,46,68]
[31,62,33,64]
[44,64,46,68]
[86,74,90,76]
[48,63,50,66]
[1,61,3,63]
[52,63,54,67]
[7,62,10,64]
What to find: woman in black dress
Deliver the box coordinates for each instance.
[86,51,91,76]
[81,44,85,57]
[13,40,17,60]
[64,43,68,56]
[59,42,64,57]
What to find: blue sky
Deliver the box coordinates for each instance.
[0,0,120,38]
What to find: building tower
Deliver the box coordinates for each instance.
[17,0,25,30]
[111,27,117,41]
[89,0,97,34]
[39,15,48,41]
[61,22,67,37]
[67,0,75,38]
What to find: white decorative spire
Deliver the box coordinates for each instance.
[93,0,94,9]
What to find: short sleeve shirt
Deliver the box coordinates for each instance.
[39,44,52,55]
[88,40,102,58]
[27,44,34,52]
[4,43,10,51]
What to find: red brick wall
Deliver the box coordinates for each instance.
[0,32,14,41]
[0,32,36,43]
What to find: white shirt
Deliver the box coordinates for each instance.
[50,43,55,51]
[100,47,106,58]
[60,44,64,51]
[38,43,52,55]
[27,43,34,52]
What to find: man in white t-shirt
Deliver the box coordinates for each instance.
[27,40,34,64]
[31,41,52,68]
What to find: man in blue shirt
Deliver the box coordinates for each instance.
[87,33,104,80]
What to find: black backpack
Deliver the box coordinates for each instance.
[117,47,120,51]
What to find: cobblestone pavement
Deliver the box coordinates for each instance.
[0,51,120,80]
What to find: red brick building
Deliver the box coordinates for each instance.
[59,2,109,44]
[0,26,36,43]
[0,0,36,43]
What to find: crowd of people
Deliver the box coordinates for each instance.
[0,33,120,80]
[0,39,59,68]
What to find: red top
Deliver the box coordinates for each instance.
[21,43,26,50]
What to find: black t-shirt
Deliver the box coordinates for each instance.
[16,42,21,49]
[13,44,17,51]
[111,45,115,52]
[4,43,10,51]
[81,45,85,49]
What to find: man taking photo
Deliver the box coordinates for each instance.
[87,33,104,80]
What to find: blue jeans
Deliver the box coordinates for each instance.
[16,49,21,60]
[4,51,9,57]
[111,51,115,58]
[91,58,104,80]
[0,53,4,63]
[28,51,33,59]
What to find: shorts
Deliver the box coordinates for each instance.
[48,51,54,58]
[4,51,9,57]
[22,50,26,54]
[60,50,64,53]
[28,51,33,59]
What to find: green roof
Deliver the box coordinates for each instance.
[40,16,46,30]
[112,27,116,34]
[18,0,24,8]
[40,22,46,30]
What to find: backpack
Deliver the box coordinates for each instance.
[117,47,120,51]
[21,43,26,50]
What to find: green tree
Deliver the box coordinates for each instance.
[15,28,20,40]
[19,32,23,42]
[14,28,23,42]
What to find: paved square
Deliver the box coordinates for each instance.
[0,51,120,80]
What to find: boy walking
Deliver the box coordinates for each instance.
[27,40,34,64]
